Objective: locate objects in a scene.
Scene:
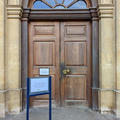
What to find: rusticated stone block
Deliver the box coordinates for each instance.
[6,90,22,114]
[0,93,5,117]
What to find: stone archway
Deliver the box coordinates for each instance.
[21,0,99,110]
[21,0,116,114]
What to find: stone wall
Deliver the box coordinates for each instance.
[0,0,22,117]
[0,0,5,118]
[98,0,116,114]
[0,0,120,118]
[6,4,22,114]
[115,0,120,118]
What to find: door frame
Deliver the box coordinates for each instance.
[21,8,99,110]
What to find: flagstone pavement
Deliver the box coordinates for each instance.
[0,107,119,120]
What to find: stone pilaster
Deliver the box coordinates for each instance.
[90,8,99,111]
[115,0,120,118]
[21,9,29,109]
[98,1,115,113]
[0,0,5,118]
[5,5,22,114]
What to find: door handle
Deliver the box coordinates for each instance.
[62,68,71,75]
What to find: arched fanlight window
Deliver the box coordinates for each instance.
[32,0,90,9]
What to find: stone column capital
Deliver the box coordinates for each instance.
[97,4,114,18]
[89,8,99,21]
[7,5,23,19]
[22,8,30,21]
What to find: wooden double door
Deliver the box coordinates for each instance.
[29,21,92,107]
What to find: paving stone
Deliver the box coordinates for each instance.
[0,107,119,120]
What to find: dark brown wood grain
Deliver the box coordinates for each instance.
[60,21,92,106]
[28,21,92,107]
[28,22,60,106]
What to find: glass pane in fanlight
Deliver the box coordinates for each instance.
[55,5,65,9]
[45,0,56,7]
[64,0,74,6]
[56,0,64,4]
[69,1,87,9]
[33,1,51,9]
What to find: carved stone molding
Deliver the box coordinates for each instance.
[22,8,30,21]
[90,7,99,21]
[7,5,23,19]
[7,0,22,6]
[22,9,93,20]
[98,4,114,18]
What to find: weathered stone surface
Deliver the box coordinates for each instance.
[6,90,22,114]
[5,5,22,114]
[116,0,120,118]
[0,93,5,117]
[98,0,113,4]
[99,91,115,113]
[98,2,115,114]
[7,0,22,5]
[0,0,5,91]
[5,18,21,89]
[0,0,5,118]
[116,93,120,118]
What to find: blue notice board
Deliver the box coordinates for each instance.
[29,77,50,95]
[27,76,52,120]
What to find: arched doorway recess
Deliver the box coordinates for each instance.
[22,0,99,111]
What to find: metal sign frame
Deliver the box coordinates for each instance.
[29,77,50,95]
[26,76,52,120]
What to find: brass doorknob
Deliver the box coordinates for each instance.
[63,69,70,75]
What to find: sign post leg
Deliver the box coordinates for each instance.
[27,78,30,120]
[49,76,52,120]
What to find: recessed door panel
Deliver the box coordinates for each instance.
[65,76,87,100]
[33,42,55,66]
[64,42,87,66]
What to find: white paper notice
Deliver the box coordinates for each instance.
[30,77,49,93]
[40,68,50,75]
